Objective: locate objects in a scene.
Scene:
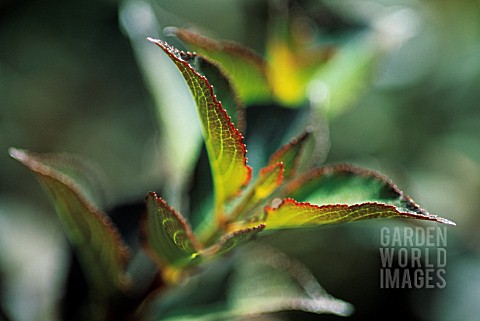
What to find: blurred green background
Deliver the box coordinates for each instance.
[1,0,480,320]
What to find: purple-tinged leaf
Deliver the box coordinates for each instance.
[9,148,129,298]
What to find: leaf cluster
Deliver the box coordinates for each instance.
[9,26,454,321]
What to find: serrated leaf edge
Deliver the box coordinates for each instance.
[196,55,247,133]
[165,27,267,75]
[258,162,285,187]
[283,163,455,225]
[148,38,253,203]
[265,198,455,226]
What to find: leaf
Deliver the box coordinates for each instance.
[271,164,456,227]
[166,27,271,105]
[282,164,453,225]
[252,163,285,202]
[266,41,334,107]
[149,38,252,218]
[142,192,201,270]
[266,3,336,107]
[228,162,284,221]
[264,198,455,230]
[284,164,401,204]
[202,224,265,257]
[9,148,129,298]
[153,245,352,321]
[268,128,313,179]
[228,245,353,317]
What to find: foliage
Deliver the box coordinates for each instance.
[9,12,454,321]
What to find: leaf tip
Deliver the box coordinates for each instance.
[8,148,40,171]
[146,36,159,43]
[435,217,456,226]
[145,190,158,201]
[145,191,178,215]
[8,147,26,162]
[163,26,179,37]
[401,195,456,226]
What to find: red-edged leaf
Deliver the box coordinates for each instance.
[282,164,454,226]
[9,148,129,298]
[166,27,271,105]
[229,162,284,221]
[254,163,285,200]
[148,38,252,217]
[268,128,313,179]
[142,192,201,270]
[202,224,265,257]
[264,198,454,230]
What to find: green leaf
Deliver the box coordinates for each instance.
[142,192,201,270]
[166,27,271,105]
[284,164,402,204]
[149,38,252,218]
[272,164,456,227]
[228,245,353,317]
[282,164,453,224]
[202,224,265,258]
[155,245,352,321]
[9,148,129,298]
[268,128,313,179]
[264,198,455,230]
